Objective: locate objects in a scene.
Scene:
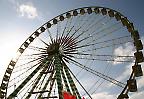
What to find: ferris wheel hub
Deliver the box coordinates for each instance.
[47,43,60,55]
[47,36,77,56]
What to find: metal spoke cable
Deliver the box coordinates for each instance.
[7,59,51,98]
[64,13,88,38]
[66,13,89,36]
[9,61,42,82]
[21,53,47,57]
[47,29,54,43]
[63,55,126,88]
[18,56,43,60]
[25,68,47,98]
[8,68,40,89]
[16,68,42,98]
[8,75,29,89]
[62,16,74,37]
[77,16,111,39]
[63,36,132,54]
[13,58,43,70]
[28,46,46,51]
[60,17,71,38]
[19,73,41,99]
[75,35,131,49]
[19,82,34,99]
[72,55,134,62]
[39,38,49,46]
[72,16,108,43]
[89,63,113,95]
[56,20,60,41]
[74,22,121,46]
[66,65,92,99]
[79,39,132,53]
[68,13,97,39]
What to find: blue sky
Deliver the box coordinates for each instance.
[0,0,144,99]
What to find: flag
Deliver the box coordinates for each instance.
[63,91,76,99]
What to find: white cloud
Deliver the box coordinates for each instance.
[112,42,135,81]
[8,0,38,19]
[114,43,134,56]
[137,62,144,88]
[90,92,115,99]
[18,4,38,19]
[113,42,135,64]
[131,90,144,99]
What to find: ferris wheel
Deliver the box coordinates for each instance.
[0,6,143,99]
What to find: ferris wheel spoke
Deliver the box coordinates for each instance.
[18,56,44,61]
[60,17,70,38]
[28,46,46,51]
[64,26,75,40]
[72,16,108,42]
[14,57,44,72]
[10,66,42,98]
[91,79,105,95]
[21,52,48,59]
[80,25,122,47]
[62,42,77,51]
[64,52,134,62]
[8,75,29,89]
[10,76,38,98]
[78,40,133,53]
[46,29,54,43]
[7,58,52,98]
[75,35,131,49]
[73,15,111,42]
[62,13,93,40]
[81,62,112,96]
[64,55,126,88]
[56,21,61,41]
[80,61,113,96]
[21,69,49,99]
[85,77,102,95]
[13,65,35,74]
[21,53,47,59]
[9,61,42,83]
[61,16,74,38]
[91,25,123,43]
[14,57,43,70]
[18,79,36,99]
[39,38,49,46]
[63,14,86,38]
[64,15,89,39]
[72,55,134,63]
[84,62,112,95]
[75,22,122,47]
[68,14,96,40]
